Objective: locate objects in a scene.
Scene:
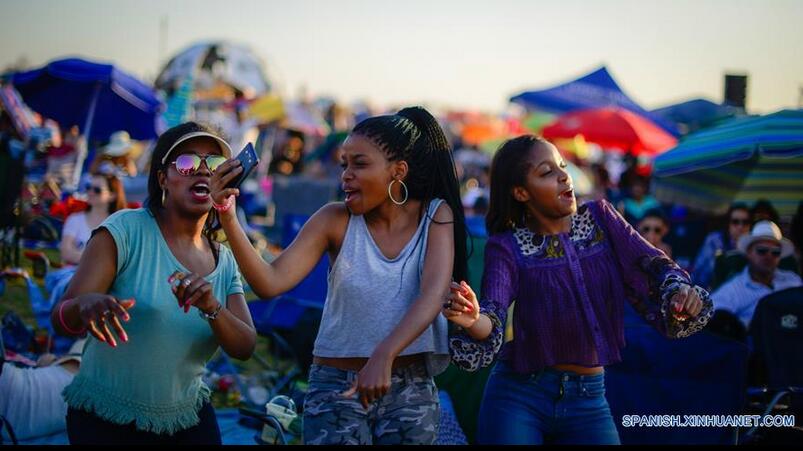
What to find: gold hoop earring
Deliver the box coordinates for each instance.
[388,179,408,205]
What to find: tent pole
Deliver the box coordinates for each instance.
[69,82,101,192]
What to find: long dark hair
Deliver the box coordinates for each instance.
[86,173,127,214]
[723,202,751,243]
[146,121,226,250]
[486,135,552,235]
[351,106,467,283]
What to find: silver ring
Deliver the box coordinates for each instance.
[182,279,192,287]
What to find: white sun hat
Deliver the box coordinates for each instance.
[102,131,135,157]
[737,220,795,258]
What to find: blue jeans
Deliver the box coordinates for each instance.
[477,360,620,445]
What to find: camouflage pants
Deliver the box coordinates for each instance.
[302,362,440,445]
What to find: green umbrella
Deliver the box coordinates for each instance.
[654,109,803,218]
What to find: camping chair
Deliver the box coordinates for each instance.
[741,286,803,443]
[246,214,327,397]
[0,267,74,355]
[217,214,328,446]
[606,302,750,445]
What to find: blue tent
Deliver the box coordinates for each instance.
[13,57,164,190]
[510,66,679,137]
[651,98,741,134]
[12,57,163,142]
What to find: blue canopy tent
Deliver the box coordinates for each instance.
[13,57,163,189]
[651,98,741,134]
[510,66,679,137]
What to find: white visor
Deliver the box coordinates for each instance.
[160,131,232,165]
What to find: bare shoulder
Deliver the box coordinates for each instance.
[314,202,350,224]
[309,201,350,239]
[432,201,455,223]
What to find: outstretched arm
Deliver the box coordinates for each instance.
[51,229,134,347]
[595,199,713,338]
[211,159,337,298]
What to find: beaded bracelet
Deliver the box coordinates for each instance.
[58,298,87,335]
[212,195,234,213]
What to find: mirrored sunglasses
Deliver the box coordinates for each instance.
[171,154,227,176]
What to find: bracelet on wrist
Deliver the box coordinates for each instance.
[212,195,234,213]
[198,302,224,321]
[58,298,87,335]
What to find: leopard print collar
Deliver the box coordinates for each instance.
[513,205,595,257]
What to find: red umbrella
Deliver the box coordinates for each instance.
[542,107,677,156]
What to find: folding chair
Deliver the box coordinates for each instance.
[0,267,74,355]
[606,302,750,445]
[741,286,803,443]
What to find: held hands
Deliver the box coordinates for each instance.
[340,353,393,409]
[670,284,703,321]
[169,271,220,315]
[209,158,242,216]
[73,294,135,347]
[441,280,480,329]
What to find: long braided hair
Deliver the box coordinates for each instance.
[351,106,468,284]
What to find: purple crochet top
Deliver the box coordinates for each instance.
[449,200,713,373]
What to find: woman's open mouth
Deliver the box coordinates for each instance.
[190,182,210,202]
[344,189,359,205]
[559,187,575,202]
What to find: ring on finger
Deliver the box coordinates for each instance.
[182,279,192,287]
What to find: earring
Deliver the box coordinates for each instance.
[388,179,408,205]
[161,189,166,206]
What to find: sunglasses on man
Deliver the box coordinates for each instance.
[639,226,665,234]
[171,154,227,176]
[754,246,782,257]
[730,218,751,226]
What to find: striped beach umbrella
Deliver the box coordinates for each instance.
[653,109,803,218]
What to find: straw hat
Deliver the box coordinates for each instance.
[103,131,134,157]
[737,220,794,258]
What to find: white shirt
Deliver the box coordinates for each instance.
[61,212,92,251]
[711,266,803,329]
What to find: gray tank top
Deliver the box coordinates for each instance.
[313,198,450,376]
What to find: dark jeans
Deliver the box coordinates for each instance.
[478,360,620,445]
[66,401,221,445]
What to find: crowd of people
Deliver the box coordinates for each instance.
[2,97,803,445]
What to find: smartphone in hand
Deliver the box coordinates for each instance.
[226,142,259,189]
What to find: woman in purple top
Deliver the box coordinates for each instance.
[442,135,714,445]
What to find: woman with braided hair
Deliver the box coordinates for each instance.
[210,106,467,445]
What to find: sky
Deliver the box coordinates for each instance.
[1,0,802,114]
